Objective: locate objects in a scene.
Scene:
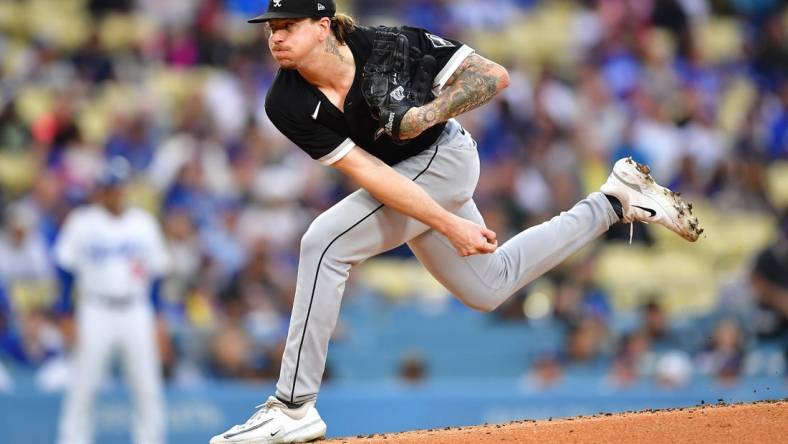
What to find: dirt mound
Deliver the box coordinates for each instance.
[328,400,787,443]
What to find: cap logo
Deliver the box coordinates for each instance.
[317,3,325,10]
[273,0,282,7]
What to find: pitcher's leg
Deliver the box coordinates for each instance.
[409,192,619,312]
[275,159,442,404]
[274,126,481,405]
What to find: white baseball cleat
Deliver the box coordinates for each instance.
[210,396,327,444]
[601,157,703,242]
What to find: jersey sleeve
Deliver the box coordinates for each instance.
[265,94,356,166]
[53,211,83,271]
[400,27,475,95]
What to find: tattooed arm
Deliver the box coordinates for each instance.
[398,54,509,140]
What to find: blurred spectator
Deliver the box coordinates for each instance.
[0,359,11,393]
[749,209,788,340]
[208,300,282,382]
[3,170,56,240]
[403,0,453,36]
[708,97,776,211]
[398,351,428,385]
[679,87,730,191]
[104,112,156,173]
[551,258,612,325]
[161,209,201,310]
[87,0,134,17]
[0,203,56,313]
[18,309,64,367]
[196,0,235,67]
[563,316,610,368]
[202,69,248,141]
[524,352,563,389]
[575,64,627,160]
[696,318,746,384]
[655,350,693,388]
[71,32,115,84]
[752,13,788,89]
[137,0,200,28]
[0,101,33,153]
[209,323,259,380]
[219,241,291,344]
[610,330,651,387]
[0,278,21,364]
[0,298,63,369]
[631,90,683,183]
[641,299,684,351]
[765,82,788,160]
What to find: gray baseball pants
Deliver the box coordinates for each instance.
[276,119,619,404]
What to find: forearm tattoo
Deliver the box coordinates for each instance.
[325,35,345,62]
[400,54,504,138]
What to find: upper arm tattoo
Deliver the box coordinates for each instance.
[402,54,505,136]
[444,55,475,87]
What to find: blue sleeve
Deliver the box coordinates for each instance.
[54,267,75,315]
[0,282,28,363]
[0,282,9,319]
[150,278,163,313]
[0,330,29,364]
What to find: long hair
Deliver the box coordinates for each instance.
[330,13,355,45]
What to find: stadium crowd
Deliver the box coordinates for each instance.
[0,0,785,392]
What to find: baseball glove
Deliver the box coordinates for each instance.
[361,28,437,144]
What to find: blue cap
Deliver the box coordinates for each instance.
[96,156,131,188]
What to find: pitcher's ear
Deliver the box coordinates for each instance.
[317,17,332,40]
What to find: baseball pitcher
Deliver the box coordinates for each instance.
[211,1,703,442]
[55,158,170,444]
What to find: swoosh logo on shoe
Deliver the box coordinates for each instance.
[270,429,280,436]
[223,418,273,439]
[612,170,642,193]
[633,205,657,217]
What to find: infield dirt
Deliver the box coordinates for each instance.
[327,399,787,443]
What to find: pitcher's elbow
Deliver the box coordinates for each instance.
[497,66,510,91]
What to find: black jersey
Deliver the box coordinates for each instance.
[264,25,474,166]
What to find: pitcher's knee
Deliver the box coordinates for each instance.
[300,218,352,262]
[300,216,337,254]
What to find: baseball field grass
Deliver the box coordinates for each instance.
[328,399,787,443]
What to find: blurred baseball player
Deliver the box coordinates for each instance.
[212,1,703,442]
[55,157,170,444]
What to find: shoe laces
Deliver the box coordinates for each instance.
[627,221,649,245]
[238,398,282,428]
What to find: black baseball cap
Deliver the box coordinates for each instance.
[248,0,336,23]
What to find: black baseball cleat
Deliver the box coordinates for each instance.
[601,157,703,242]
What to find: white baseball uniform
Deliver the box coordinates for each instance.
[55,204,169,444]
